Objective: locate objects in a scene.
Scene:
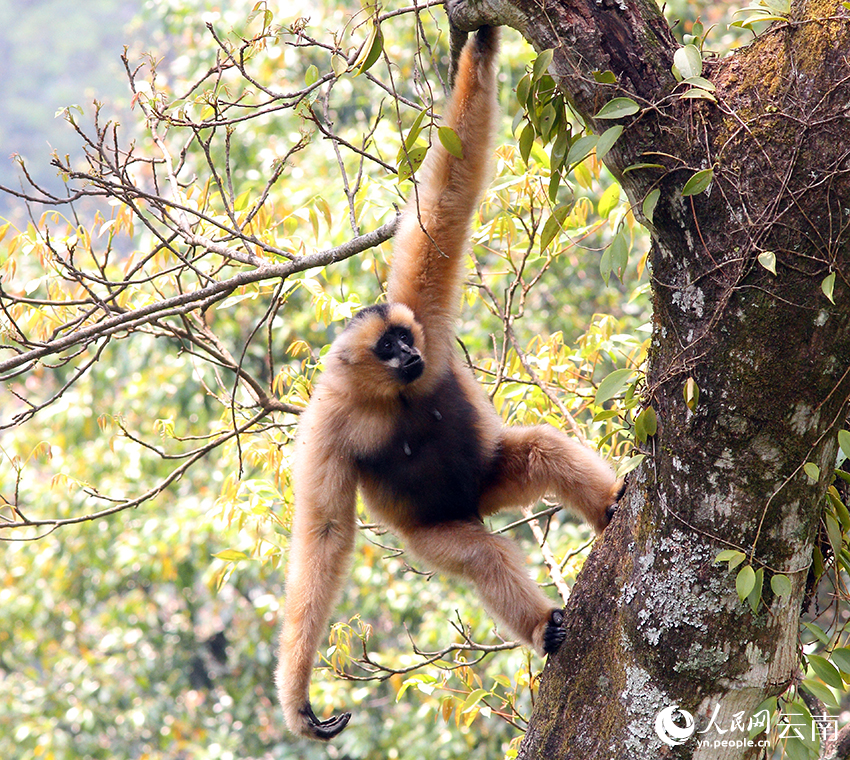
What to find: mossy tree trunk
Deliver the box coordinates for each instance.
[451,1,850,757]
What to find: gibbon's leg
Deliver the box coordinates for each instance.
[479,425,623,533]
[275,466,358,741]
[396,520,564,655]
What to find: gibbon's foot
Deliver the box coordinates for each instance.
[604,478,628,526]
[299,702,351,741]
[542,608,567,655]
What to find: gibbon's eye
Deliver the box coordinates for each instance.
[374,334,396,361]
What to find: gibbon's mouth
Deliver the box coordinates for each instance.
[396,353,424,384]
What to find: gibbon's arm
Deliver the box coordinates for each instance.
[386,27,499,376]
[275,408,358,740]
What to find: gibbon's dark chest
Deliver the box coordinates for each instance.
[354,371,491,525]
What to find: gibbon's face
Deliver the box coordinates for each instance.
[373,323,423,384]
[335,303,426,391]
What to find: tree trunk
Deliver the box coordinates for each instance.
[452,1,850,757]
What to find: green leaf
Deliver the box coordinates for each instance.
[519,122,535,165]
[596,125,623,160]
[550,128,571,172]
[516,74,531,110]
[594,97,640,120]
[673,44,703,80]
[404,108,429,151]
[616,454,645,479]
[539,204,570,252]
[801,679,839,709]
[812,547,825,580]
[736,564,756,602]
[595,368,636,405]
[567,134,598,167]
[538,103,558,142]
[770,573,791,596]
[748,567,764,611]
[532,49,554,83]
[438,126,463,159]
[635,406,657,442]
[682,168,714,196]
[765,0,791,13]
[610,228,630,281]
[808,654,844,690]
[460,688,489,713]
[305,65,319,86]
[681,75,716,92]
[680,88,717,103]
[838,429,850,460]
[355,23,384,75]
[825,512,843,559]
[397,145,428,182]
[642,188,660,224]
[547,170,561,204]
[593,69,617,83]
[597,181,622,218]
[715,549,746,567]
[624,162,665,173]
[803,462,820,482]
[213,549,248,561]
[803,621,830,646]
[758,251,777,275]
[829,647,850,674]
[822,271,836,303]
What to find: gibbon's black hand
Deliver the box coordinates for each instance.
[542,608,567,655]
[300,703,351,741]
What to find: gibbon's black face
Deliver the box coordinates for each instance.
[373,324,424,384]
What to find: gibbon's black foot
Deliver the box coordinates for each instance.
[605,477,628,525]
[542,608,567,655]
[299,702,351,741]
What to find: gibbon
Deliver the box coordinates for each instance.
[275,25,622,741]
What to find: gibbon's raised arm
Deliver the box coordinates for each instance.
[275,23,624,742]
[386,26,499,385]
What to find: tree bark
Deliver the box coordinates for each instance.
[452,1,850,757]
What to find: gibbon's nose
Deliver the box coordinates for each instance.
[401,346,421,367]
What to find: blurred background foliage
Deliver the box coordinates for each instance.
[3,1,837,760]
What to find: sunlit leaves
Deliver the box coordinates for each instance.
[672,44,703,80]
[735,563,757,602]
[821,271,836,303]
[731,0,791,32]
[683,377,699,411]
[354,14,384,75]
[438,126,463,159]
[595,368,636,406]
[758,251,777,275]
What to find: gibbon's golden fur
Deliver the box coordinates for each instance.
[276,26,622,741]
